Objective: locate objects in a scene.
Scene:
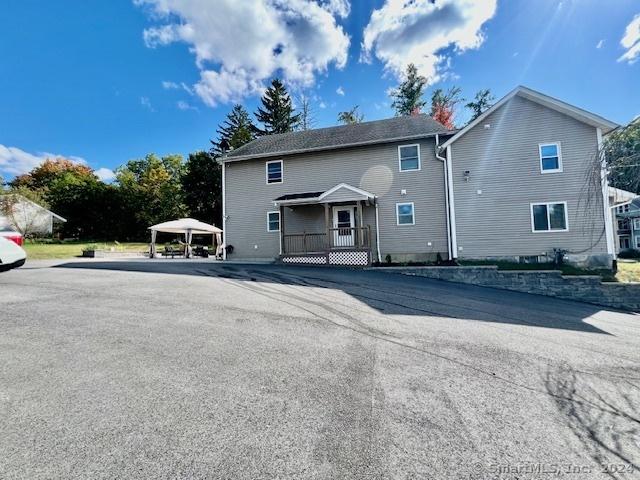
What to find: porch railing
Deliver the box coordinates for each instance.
[282,226,371,255]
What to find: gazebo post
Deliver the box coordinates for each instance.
[150,230,157,258]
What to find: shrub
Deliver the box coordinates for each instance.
[618,249,640,259]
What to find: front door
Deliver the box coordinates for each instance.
[332,207,355,247]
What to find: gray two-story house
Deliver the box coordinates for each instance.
[221,86,618,267]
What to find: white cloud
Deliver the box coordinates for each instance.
[596,39,604,49]
[95,168,116,182]
[336,86,345,96]
[362,0,497,83]
[177,100,197,111]
[319,101,327,109]
[135,0,351,106]
[0,145,87,177]
[162,80,179,89]
[140,96,155,111]
[618,14,640,64]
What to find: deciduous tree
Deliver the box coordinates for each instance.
[465,89,495,121]
[430,87,463,130]
[337,106,365,125]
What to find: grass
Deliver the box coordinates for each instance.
[616,260,640,283]
[459,259,640,283]
[23,241,149,260]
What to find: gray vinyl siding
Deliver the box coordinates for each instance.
[224,138,448,260]
[451,95,607,260]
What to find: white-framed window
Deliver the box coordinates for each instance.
[539,143,562,173]
[634,218,640,230]
[618,218,630,231]
[267,211,280,232]
[620,237,631,250]
[398,144,421,172]
[636,236,640,249]
[396,202,415,225]
[617,204,630,214]
[266,160,283,184]
[530,202,568,232]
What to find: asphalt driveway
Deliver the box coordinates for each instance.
[1,259,639,479]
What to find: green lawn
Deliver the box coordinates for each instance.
[23,242,149,260]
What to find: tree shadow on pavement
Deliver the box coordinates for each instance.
[53,260,619,335]
[544,364,640,479]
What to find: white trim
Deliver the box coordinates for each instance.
[318,183,375,201]
[398,144,421,172]
[598,128,616,258]
[265,159,283,184]
[375,202,382,263]
[396,202,415,226]
[446,145,458,257]
[222,161,227,260]
[633,218,640,230]
[539,142,563,174]
[530,201,569,232]
[440,86,618,150]
[435,135,452,260]
[266,210,280,232]
[636,237,640,249]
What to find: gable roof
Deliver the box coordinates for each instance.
[224,114,451,162]
[440,86,619,150]
[273,183,376,206]
[0,194,67,222]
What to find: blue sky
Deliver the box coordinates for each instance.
[0,0,638,181]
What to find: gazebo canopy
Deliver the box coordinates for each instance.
[149,218,222,235]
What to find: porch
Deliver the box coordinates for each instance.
[274,184,377,267]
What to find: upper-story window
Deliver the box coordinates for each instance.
[617,204,631,214]
[531,202,568,232]
[634,218,640,230]
[266,160,283,184]
[398,144,421,172]
[539,143,562,173]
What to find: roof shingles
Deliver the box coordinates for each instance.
[226,114,450,161]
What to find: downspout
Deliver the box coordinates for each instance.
[374,199,382,263]
[435,134,453,261]
[220,154,227,260]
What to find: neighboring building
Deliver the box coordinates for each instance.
[221,86,619,267]
[0,195,66,236]
[615,198,640,251]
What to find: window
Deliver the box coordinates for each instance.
[398,144,421,171]
[618,218,630,231]
[266,160,283,184]
[539,143,562,173]
[267,211,280,232]
[620,237,630,249]
[634,218,640,230]
[396,202,415,225]
[530,202,568,232]
[617,204,630,214]
[637,237,640,249]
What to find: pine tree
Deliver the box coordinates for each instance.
[390,64,427,116]
[465,89,494,121]
[211,104,255,155]
[254,79,301,135]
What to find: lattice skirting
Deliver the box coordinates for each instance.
[328,251,370,266]
[281,250,371,267]
[281,255,327,265]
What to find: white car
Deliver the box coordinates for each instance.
[0,236,27,272]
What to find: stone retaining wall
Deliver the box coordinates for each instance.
[371,266,640,312]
